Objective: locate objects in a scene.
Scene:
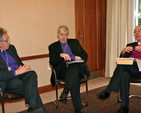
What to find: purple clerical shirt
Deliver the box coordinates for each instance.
[0,50,19,77]
[122,43,141,60]
[60,42,75,60]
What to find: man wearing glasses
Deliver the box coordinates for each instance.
[97,26,141,113]
[0,27,46,113]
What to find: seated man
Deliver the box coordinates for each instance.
[97,26,141,113]
[0,27,46,113]
[49,25,90,113]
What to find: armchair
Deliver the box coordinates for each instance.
[0,87,23,113]
[117,76,141,102]
[50,65,88,111]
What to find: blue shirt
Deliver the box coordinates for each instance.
[0,50,19,77]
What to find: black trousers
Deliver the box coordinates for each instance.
[106,62,141,107]
[4,71,46,112]
[58,63,86,109]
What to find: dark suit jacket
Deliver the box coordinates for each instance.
[120,42,137,58]
[0,45,24,92]
[49,39,90,86]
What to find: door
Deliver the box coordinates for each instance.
[75,0,106,76]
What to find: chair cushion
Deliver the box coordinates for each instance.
[130,76,141,83]
[57,77,87,85]
[58,79,65,85]
[80,78,87,84]
[4,93,23,99]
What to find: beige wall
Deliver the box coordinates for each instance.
[0,0,75,87]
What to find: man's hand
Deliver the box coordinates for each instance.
[15,65,31,76]
[75,56,81,60]
[122,46,133,54]
[135,45,141,52]
[60,53,71,61]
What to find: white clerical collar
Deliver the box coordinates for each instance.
[138,43,141,45]
[1,50,3,52]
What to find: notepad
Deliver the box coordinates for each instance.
[66,59,84,66]
[116,58,135,65]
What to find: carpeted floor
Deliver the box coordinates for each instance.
[18,85,141,113]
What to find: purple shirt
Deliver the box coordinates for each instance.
[60,42,75,60]
[123,43,141,60]
[0,50,19,77]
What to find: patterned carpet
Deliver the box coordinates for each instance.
[18,85,141,113]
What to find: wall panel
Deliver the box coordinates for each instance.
[0,0,75,87]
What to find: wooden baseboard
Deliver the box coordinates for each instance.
[0,84,64,104]
[38,72,100,94]
[38,84,64,94]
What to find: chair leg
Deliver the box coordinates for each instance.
[1,95,5,113]
[53,83,59,111]
[129,95,141,98]
[0,88,5,113]
[82,81,88,106]
[117,89,141,103]
[85,81,88,106]
[117,90,121,103]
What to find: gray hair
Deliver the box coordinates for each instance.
[0,27,7,43]
[57,25,69,34]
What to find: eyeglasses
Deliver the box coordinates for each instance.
[134,30,141,34]
[3,37,10,42]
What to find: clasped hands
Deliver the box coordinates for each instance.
[60,53,81,61]
[122,45,141,54]
[15,65,31,76]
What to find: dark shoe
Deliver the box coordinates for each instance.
[59,89,68,101]
[75,108,83,113]
[116,107,129,113]
[27,104,44,113]
[97,90,110,100]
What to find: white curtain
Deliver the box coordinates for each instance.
[105,0,135,77]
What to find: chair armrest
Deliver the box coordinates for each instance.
[50,64,57,80]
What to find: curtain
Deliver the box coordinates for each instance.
[105,0,135,77]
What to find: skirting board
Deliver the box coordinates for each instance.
[38,71,100,94]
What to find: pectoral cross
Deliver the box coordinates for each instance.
[8,67,11,71]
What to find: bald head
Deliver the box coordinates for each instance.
[134,26,141,43]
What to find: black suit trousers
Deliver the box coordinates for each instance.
[106,62,141,107]
[4,71,46,112]
[58,63,86,109]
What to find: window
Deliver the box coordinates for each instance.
[135,0,141,26]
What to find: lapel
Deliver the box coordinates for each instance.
[67,40,73,49]
[67,39,77,55]
[56,41,63,53]
[124,42,137,57]
[7,47,20,66]
[131,42,137,50]
[0,54,8,69]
